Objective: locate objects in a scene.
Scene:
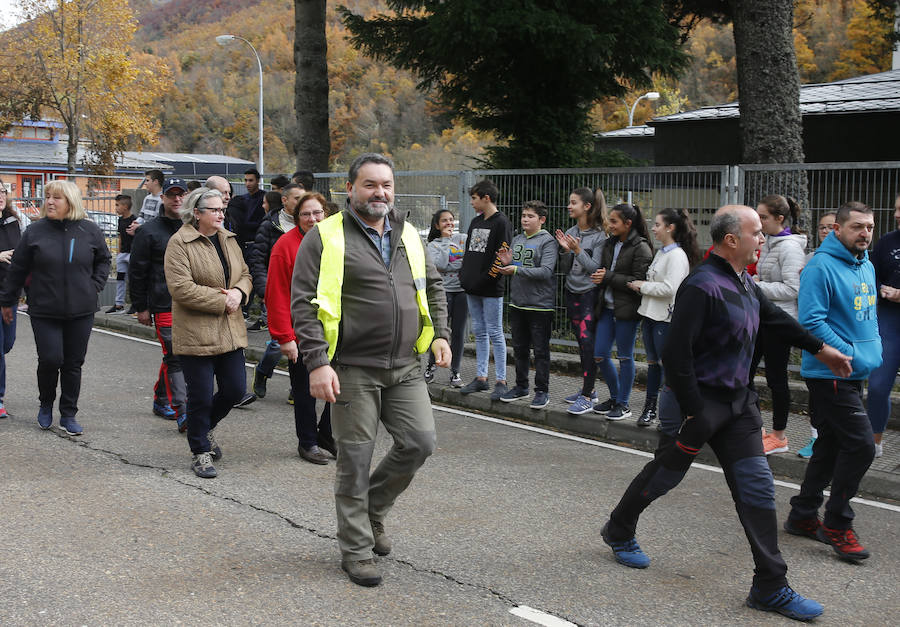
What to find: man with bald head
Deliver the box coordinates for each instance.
[600,205,851,621]
[204,176,232,206]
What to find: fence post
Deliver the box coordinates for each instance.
[458,170,476,232]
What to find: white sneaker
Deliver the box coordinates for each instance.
[874,442,883,458]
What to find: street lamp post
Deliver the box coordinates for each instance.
[627,91,660,128]
[216,34,264,176]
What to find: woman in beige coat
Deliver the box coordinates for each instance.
[165,187,253,478]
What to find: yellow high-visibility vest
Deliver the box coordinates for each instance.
[311,212,434,360]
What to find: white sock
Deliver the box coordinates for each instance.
[810,427,818,439]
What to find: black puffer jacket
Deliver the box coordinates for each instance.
[129,214,183,313]
[0,211,22,288]
[248,210,289,298]
[0,217,110,319]
[593,228,653,321]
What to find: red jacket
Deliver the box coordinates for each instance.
[265,227,304,344]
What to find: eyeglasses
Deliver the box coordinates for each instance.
[165,191,186,198]
[199,207,225,214]
[0,189,7,195]
[298,210,325,218]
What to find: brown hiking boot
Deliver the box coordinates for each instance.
[371,519,392,556]
[341,558,382,587]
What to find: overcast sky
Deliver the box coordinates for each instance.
[0,0,22,30]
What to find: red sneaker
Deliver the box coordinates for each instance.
[816,525,870,561]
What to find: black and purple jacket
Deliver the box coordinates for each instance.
[662,253,822,417]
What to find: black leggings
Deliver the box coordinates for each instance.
[30,315,95,418]
[565,289,597,397]
[750,326,792,431]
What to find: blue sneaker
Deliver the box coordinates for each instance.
[564,390,597,404]
[176,413,188,433]
[529,390,550,409]
[746,585,823,621]
[153,402,176,419]
[601,522,650,568]
[37,406,53,430]
[499,386,529,403]
[797,437,816,459]
[59,415,83,436]
[567,395,595,415]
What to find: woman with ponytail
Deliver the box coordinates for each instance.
[590,203,653,420]
[752,194,808,455]
[627,208,700,427]
[555,187,608,414]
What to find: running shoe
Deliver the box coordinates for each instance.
[191,452,217,479]
[567,395,594,415]
[796,437,816,459]
[529,391,549,409]
[593,398,616,415]
[37,406,53,430]
[59,415,83,436]
[423,364,436,384]
[499,386,529,402]
[606,403,632,421]
[601,522,650,568]
[449,371,463,387]
[783,516,823,541]
[746,585,823,621]
[763,433,789,455]
[564,390,597,404]
[152,402,176,419]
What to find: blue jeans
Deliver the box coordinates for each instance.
[642,318,670,400]
[0,304,17,402]
[466,294,506,381]
[594,307,639,405]
[867,306,900,434]
[257,339,282,378]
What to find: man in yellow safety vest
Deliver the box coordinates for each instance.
[291,153,450,587]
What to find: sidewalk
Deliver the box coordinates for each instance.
[94,311,900,501]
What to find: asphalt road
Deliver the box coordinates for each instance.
[1,314,898,626]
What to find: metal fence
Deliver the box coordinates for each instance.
[311,161,900,347]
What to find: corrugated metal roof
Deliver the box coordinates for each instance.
[121,151,255,165]
[650,69,900,124]
[0,140,165,170]
[594,125,656,139]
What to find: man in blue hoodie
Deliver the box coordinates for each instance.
[785,201,880,562]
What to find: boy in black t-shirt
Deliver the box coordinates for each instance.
[459,179,512,400]
[107,194,136,314]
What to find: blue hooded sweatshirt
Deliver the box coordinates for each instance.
[799,231,882,380]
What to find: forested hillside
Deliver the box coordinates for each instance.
[132,0,893,173]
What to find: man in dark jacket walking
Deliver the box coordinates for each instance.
[247,183,304,398]
[130,177,189,427]
[600,206,852,622]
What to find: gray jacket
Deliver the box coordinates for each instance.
[509,229,558,310]
[291,209,449,372]
[427,232,467,293]
[559,225,607,293]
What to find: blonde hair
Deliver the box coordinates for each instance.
[43,180,86,221]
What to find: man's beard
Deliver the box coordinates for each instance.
[352,197,392,219]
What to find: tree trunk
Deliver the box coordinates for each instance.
[293,0,330,174]
[66,120,78,174]
[731,0,809,229]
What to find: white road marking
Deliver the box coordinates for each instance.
[509,605,576,627]
[90,326,900,515]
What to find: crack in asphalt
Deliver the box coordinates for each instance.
[37,423,583,627]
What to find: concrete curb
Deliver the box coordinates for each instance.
[427,384,900,503]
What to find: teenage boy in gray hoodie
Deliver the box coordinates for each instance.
[497,200,559,409]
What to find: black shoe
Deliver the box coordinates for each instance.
[637,397,657,427]
[341,559,382,587]
[246,318,267,331]
[253,370,268,398]
[125,305,137,315]
[105,304,124,314]
[423,363,436,383]
[233,392,257,408]
[298,445,330,465]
